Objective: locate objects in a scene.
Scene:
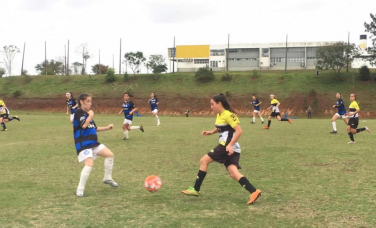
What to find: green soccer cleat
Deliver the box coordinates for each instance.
[182,186,199,196]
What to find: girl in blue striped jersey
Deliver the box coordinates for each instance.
[330,93,348,133]
[118,92,144,140]
[66,92,78,123]
[73,94,119,197]
[149,92,160,126]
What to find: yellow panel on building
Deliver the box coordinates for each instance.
[176,45,210,58]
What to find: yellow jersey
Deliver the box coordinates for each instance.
[215,110,241,153]
[270,98,280,113]
[348,101,359,118]
[0,100,5,114]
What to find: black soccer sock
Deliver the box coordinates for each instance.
[238,176,257,194]
[356,128,365,133]
[267,120,271,127]
[8,117,13,121]
[281,118,288,121]
[1,122,6,129]
[348,132,354,142]
[193,170,207,192]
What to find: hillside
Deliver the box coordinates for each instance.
[1,69,376,117]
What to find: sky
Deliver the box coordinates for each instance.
[0,0,375,75]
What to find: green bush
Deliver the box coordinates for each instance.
[195,67,214,82]
[221,72,233,81]
[123,72,129,82]
[13,90,22,98]
[0,68,5,77]
[359,65,370,81]
[251,69,259,79]
[105,68,116,82]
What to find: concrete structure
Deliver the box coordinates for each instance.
[168,41,343,72]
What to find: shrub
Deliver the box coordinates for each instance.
[221,72,233,81]
[13,90,22,98]
[359,65,370,81]
[0,68,5,77]
[195,67,214,82]
[123,72,129,82]
[22,75,32,84]
[105,68,116,82]
[251,69,259,79]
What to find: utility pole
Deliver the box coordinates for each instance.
[347,31,350,73]
[64,45,66,75]
[98,49,101,74]
[21,42,25,75]
[172,37,175,73]
[119,38,122,74]
[227,33,230,72]
[67,40,70,75]
[285,34,288,74]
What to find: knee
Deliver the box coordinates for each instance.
[199,157,209,166]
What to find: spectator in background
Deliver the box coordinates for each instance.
[307,106,312,119]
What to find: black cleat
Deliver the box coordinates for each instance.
[1,129,7,131]
[140,125,144,132]
[261,121,264,124]
[250,122,255,124]
[330,131,337,134]
[15,116,20,121]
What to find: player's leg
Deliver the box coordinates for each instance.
[330,114,339,133]
[258,112,264,124]
[96,145,118,187]
[76,152,94,197]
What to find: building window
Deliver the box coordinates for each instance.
[194,59,209,64]
[210,61,218,67]
[262,48,269,57]
[210,49,225,56]
[169,48,176,58]
[229,58,258,61]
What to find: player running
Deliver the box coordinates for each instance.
[250,94,264,124]
[66,92,78,123]
[263,94,292,129]
[0,99,20,131]
[118,92,144,140]
[330,92,348,134]
[149,92,160,126]
[346,93,370,144]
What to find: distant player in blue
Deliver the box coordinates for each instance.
[73,93,119,197]
[149,92,160,126]
[330,93,348,134]
[250,94,264,124]
[118,92,144,140]
[66,92,78,123]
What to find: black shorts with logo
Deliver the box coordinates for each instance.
[0,114,8,119]
[207,144,241,169]
[270,112,280,117]
[348,118,359,129]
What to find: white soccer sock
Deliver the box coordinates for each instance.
[131,126,140,130]
[155,115,159,122]
[104,157,114,181]
[332,122,337,131]
[253,117,255,122]
[124,130,129,138]
[260,117,264,121]
[77,165,92,190]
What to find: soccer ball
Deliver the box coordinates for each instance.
[144,175,162,192]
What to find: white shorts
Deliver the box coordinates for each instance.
[334,113,347,119]
[253,110,260,113]
[152,109,158,114]
[77,144,106,162]
[123,119,132,125]
[70,113,75,121]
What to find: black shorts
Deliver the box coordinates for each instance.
[0,114,8,119]
[348,118,359,129]
[270,112,280,117]
[207,144,241,169]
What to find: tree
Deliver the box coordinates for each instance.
[35,59,64,75]
[124,52,146,74]
[76,43,91,75]
[146,55,168,74]
[315,42,359,74]
[364,13,376,66]
[2,45,20,76]
[0,68,5,77]
[359,65,371,81]
[91,64,109,74]
[72,62,83,75]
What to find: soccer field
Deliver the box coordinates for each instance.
[1,114,376,227]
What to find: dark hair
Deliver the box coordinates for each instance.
[151,92,157,100]
[77,93,91,108]
[211,93,235,113]
[67,92,75,101]
[337,92,342,99]
[123,92,133,97]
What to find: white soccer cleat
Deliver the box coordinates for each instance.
[103,179,119,187]
[347,141,356,144]
[365,126,371,133]
[76,189,84,197]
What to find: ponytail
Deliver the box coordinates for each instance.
[211,93,235,113]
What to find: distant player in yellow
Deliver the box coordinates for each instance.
[0,99,20,131]
[182,93,261,205]
[263,94,291,129]
[346,93,370,144]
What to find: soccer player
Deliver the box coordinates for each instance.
[250,94,264,124]
[330,92,348,133]
[149,92,160,126]
[346,93,370,144]
[185,109,189,118]
[66,92,78,123]
[0,99,20,131]
[73,93,119,197]
[263,94,292,129]
[182,93,261,205]
[118,92,144,140]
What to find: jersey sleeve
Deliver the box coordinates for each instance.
[225,113,240,128]
[0,100,5,106]
[353,102,360,110]
[74,109,87,127]
[130,101,136,109]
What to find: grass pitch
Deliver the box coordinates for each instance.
[1,113,376,227]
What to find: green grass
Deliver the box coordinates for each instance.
[1,113,376,227]
[1,69,376,100]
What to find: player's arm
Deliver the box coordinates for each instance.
[226,124,242,155]
[118,109,123,115]
[130,107,137,115]
[202,128,218,136]
[0,102,6,113]
[257,101,262,106]
[66,105,69,115]
[82,110,94,129]
[97,124,113,132]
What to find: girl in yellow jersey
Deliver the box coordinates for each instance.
[263,94,292,129]
[182,93,261,205]
[347,94,370,144]
[0,99,20,131]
